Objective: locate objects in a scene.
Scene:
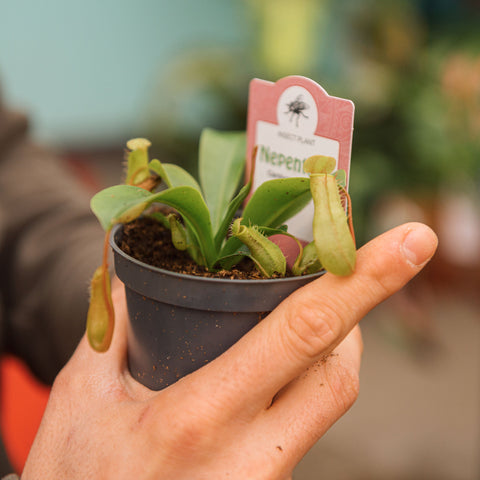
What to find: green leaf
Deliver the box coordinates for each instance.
[199,129,246,233]
[91,184,216,268]
[149,159,202,191]
[219,177,312,266]
[91,185,152,231]
[242,177,312,228]
[148,186,216,269]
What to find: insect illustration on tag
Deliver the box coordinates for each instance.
[285,95,310,127]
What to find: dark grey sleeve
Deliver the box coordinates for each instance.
[0,138,105,384]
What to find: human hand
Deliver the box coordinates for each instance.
[22,223,437,480]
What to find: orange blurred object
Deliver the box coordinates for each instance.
[0,356,50,474]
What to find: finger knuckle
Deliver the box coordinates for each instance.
[282,295,344,361]
[326,362,360,413]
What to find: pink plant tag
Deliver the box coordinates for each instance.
[246,75,355,242]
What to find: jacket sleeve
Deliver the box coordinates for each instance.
[0,111,106,384]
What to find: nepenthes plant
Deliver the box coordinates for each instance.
[86,128,356,352]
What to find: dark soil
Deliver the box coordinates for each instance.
[120,217,284,280]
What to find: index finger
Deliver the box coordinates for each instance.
[190,222,438,411]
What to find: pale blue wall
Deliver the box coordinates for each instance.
[0,0,246,147]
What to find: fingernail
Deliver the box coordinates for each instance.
[402,224,438,266]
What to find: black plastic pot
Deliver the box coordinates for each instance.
[110,224,323,390]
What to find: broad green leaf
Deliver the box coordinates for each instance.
[148,186,216,269]
[149,159,202,192]
[242,177,312,228]
[220,177,312,265]
[163,163,202,191]
[91,184,216,267]
[91,185,152,231]
[199,129,246,233]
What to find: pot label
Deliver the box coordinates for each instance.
[246,76,354,242]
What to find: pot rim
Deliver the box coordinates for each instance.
[110,223,324,285]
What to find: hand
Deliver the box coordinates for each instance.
[22,223,437,480]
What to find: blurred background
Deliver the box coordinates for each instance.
[1,0,479,478]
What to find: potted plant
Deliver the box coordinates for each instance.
[86,129,356,390]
